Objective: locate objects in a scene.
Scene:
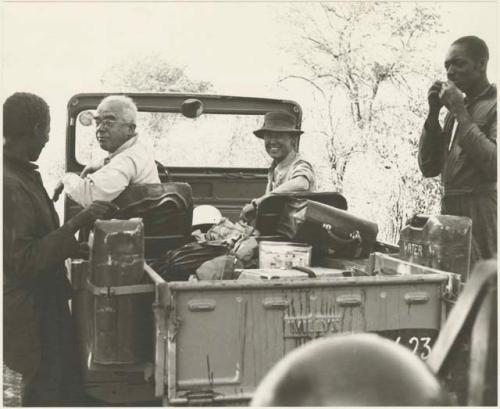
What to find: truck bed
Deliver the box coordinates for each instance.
[152,267,449,405]
[69,254,452,405]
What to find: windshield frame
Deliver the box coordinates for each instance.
[66,93,302,174]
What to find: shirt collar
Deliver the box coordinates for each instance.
[270,150,299,171]
[464,83,496,106]
[3,151,39,171]
[107,135,138,160]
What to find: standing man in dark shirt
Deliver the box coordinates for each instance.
[3,92,118,406]
[418,36,497,267]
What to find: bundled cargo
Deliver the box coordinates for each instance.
[398,214,472,281]
[195,255,242,280]
[149,240,229,281]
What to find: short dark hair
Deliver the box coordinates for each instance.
[452,36,489,62]
[3,92,50,138]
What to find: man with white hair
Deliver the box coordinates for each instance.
[53,95,160,206]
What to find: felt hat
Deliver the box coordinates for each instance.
[254,111,303,138]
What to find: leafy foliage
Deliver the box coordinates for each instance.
[101,54,212,94]
[282,2,445,242]
[100,54,214,156]
[93,15,447,243]
[77,61,268,171]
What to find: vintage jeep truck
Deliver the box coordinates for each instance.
[64,93,459,405]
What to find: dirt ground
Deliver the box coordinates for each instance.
[3,365,21,407]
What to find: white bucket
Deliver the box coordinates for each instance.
[258,241,312,269]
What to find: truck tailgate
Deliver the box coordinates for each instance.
[157,275,448,405]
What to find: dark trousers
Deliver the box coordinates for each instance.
[21,297,83,406]
[442,190,497,266]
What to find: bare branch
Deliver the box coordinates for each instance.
[322,4,347,22]
[279,75,327,99]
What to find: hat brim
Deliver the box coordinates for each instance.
[254,128,304,139]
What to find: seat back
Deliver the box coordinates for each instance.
[113,183,194,259]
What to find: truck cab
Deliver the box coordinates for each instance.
[65,93,457,405]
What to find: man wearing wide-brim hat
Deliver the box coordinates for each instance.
[240,110,316,222]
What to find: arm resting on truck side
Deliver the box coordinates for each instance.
[255,175,310,207]
[62,155,134,207]
[240,176,311,221]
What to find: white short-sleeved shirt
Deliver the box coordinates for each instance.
[63,136,160,207]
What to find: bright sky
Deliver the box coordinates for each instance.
[1,1,497,183]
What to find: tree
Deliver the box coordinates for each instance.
[69,54,217,167]
[101,53,212,94]
[97,55,268,170]
[281,2,445,242]
[101,53,213,143]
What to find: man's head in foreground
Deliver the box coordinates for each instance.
[3,92,51,162]
[251,333,449,406]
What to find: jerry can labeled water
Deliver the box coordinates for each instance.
[88,218,152,365]
[398,214,472,281]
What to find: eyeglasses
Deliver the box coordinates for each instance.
[94,118,134,129]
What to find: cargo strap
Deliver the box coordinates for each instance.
[291,266,317,278]
[86,279,154,296]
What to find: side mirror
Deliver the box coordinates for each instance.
[181,98,203,119]
[78,110,94,127]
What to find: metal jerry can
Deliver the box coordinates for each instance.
[88,218,150,365]
[398,214,472,281]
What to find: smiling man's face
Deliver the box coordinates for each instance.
[94,101,135,153]
[263,131,296,163]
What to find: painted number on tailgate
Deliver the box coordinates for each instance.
[395,335,432,359]
[377,329,438,360]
